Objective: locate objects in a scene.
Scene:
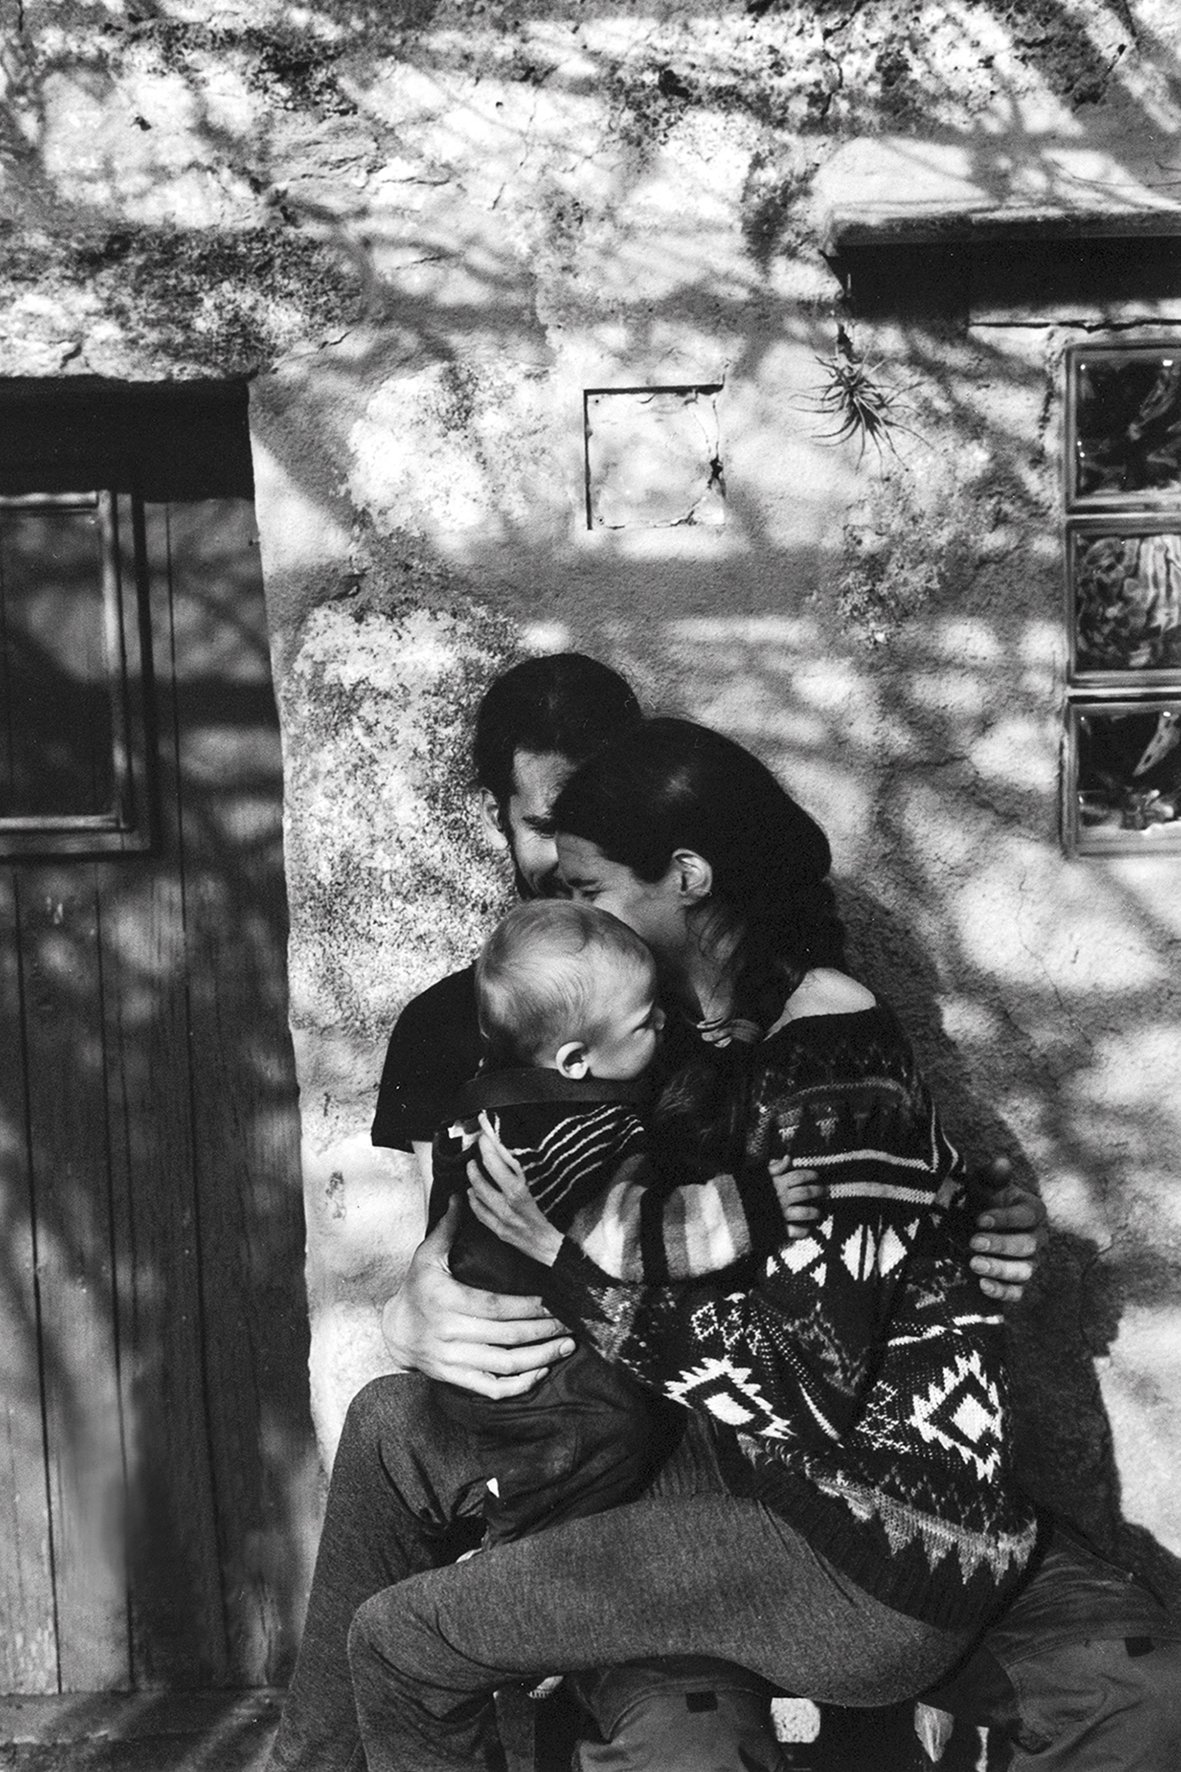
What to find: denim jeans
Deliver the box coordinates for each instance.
[267,1373,965,1772]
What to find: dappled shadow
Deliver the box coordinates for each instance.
[1,479,314,1692]
[0,1687,283,1769]
[1,0,1179,1719]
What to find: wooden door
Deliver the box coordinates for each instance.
[0,486,313,1694]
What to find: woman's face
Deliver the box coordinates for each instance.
[556,834,687,962]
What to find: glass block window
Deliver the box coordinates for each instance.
[0,492,152,857]
[1067,521,1181,682]
[1070,348,1181,503]
[1063,346,1181,854]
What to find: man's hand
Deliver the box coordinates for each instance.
[967,1156,1048,1304]
[381,1197,575,1398]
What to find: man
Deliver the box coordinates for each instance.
[358,656,1181,1772]
[371,654,643,1199]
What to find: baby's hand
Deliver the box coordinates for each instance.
[768,1156,826,1241]
[468,1112,564,1267]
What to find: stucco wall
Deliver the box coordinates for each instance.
[4,0,1180,1626]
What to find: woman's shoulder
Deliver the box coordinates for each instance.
[772,968,878,1028]
[759,972,917,1088]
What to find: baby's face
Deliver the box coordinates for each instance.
[583,961,665,1080]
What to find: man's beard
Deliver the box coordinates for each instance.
[512,862,564,901]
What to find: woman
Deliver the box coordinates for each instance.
[337,718,1036,1772]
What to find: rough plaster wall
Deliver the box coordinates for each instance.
[3,0,1180,1615]
[275,582,518,1435]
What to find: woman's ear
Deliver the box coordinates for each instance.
[479,789,508,851]
[670,848,713,905]
[554,1040,591,1079]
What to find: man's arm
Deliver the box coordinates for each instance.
[967,1157,1048,1304]
[375,969,578,1396]
[381,1197,576,1398]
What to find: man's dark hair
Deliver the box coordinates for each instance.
[473,653,643,804]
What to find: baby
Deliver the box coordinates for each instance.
[429,899,808,1545]
[429,900,672,1544]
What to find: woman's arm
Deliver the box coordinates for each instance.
[468,1112,824,1281]
[471,1071,956,1452]
[541,1195,901,1452]
[468,1138,838,1446]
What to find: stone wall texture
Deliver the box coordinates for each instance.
[5,0,1180,1627]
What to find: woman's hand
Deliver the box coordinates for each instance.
[468,1114,564,1267]
[768,1156,826,1240]
[380,1196,575,1396]
[967,1156,1048,1304]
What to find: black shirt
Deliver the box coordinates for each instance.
[371,964,483,1150]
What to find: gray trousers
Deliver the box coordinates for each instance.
[268,1373,965,1772]
[269,1373,1181,1772]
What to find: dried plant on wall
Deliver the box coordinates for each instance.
[801,326,922,462]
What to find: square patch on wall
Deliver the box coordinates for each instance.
[584,385,724,529]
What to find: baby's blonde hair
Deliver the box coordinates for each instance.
[477,900,655,1067]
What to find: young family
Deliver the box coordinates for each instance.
[270,655,1181,1772]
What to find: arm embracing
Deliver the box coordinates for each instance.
[544,1050,966,1449]
[543,1198,892,1450]
[469,1110,823,1283]
[383,1197,575,1397]
[569,1160,825,1281]
[967,1156,1047,1303]
[465,1122,859,1443]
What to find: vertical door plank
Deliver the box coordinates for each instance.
[101,504,229,1686]
[0,873,57,1693]
[17,863,130,1691]
[164,500,312,1685]
[1,489,311,1696]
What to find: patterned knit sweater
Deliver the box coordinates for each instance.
[543,1001,1038,1633]
[430,1072,648,1297]
[431,1067,808,1294]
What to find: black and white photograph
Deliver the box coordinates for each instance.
[2,7,1180,1772]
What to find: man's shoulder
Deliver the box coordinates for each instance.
[372,962,482,1150]
[396,962,478,1031]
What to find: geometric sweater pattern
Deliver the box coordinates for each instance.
[544,1002,1038,1633]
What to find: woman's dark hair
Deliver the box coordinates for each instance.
[473,653,643,805]
[552,716,847,1028]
